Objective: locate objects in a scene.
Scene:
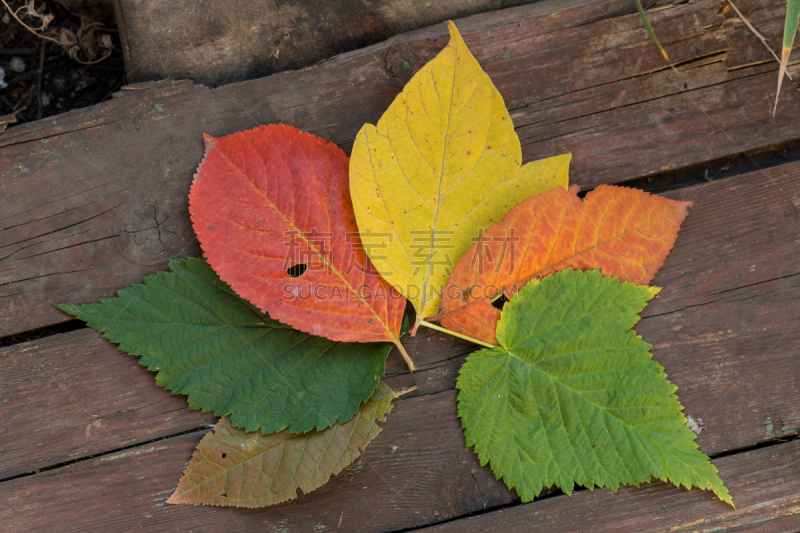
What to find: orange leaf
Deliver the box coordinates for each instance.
[437,185,691,344]
[189,125,405,347]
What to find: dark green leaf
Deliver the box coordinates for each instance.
[57,258,390,434]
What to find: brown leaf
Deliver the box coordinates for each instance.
[167,382,395,508]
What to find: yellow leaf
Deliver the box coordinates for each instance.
[350,21,570,327]
[516,152,571,194]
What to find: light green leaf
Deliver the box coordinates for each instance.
[456,269,732,506]
[167,382,395,508]
[57,258,390,434]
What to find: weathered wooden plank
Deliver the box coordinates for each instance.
[0,329,214,479]
[2,0,799,336]
[2,416,797,533]
[3,162,798,490]
[419,440,800,533]
[113,0,544,87]
[0,322,469,480]
[0,114,15,134]
[0,391,515,532]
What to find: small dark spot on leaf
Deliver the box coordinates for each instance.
[287,264,308,277]
[221,453,227,459]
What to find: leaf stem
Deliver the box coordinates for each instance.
[417,320,496,349]
[393,385,418,398]
[393,339,417,373]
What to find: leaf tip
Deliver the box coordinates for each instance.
[717,490,735,508]
[445,19,464,45]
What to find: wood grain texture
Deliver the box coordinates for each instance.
[3,0,800,336]
[2,162,798,514]
[113,0,542,87]
[0,323,466,480]
[0,114,15,134]
[0,329,213,479]
[0,391,515,532]
[1,409,797,532]
[419,440,800,533]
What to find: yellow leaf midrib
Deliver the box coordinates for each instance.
[420,39,461,319]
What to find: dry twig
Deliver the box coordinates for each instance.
[727,0,792,80]
[1,0,114,64]
[0,0,60,45]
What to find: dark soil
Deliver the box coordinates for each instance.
[0,0,124,125]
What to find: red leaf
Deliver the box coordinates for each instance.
[189,125,405,346]
[437,185,691,344]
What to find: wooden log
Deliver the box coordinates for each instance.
[2,0,800,336]
[112,0,545,87]
[2,162,798,489]
[419,440,800,533]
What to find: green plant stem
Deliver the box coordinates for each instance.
[775,0,800,115]
[635,0,670,61]
[417,320,496,349]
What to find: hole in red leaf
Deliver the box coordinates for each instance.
[221,453,227,459]
[287,264,307,278]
